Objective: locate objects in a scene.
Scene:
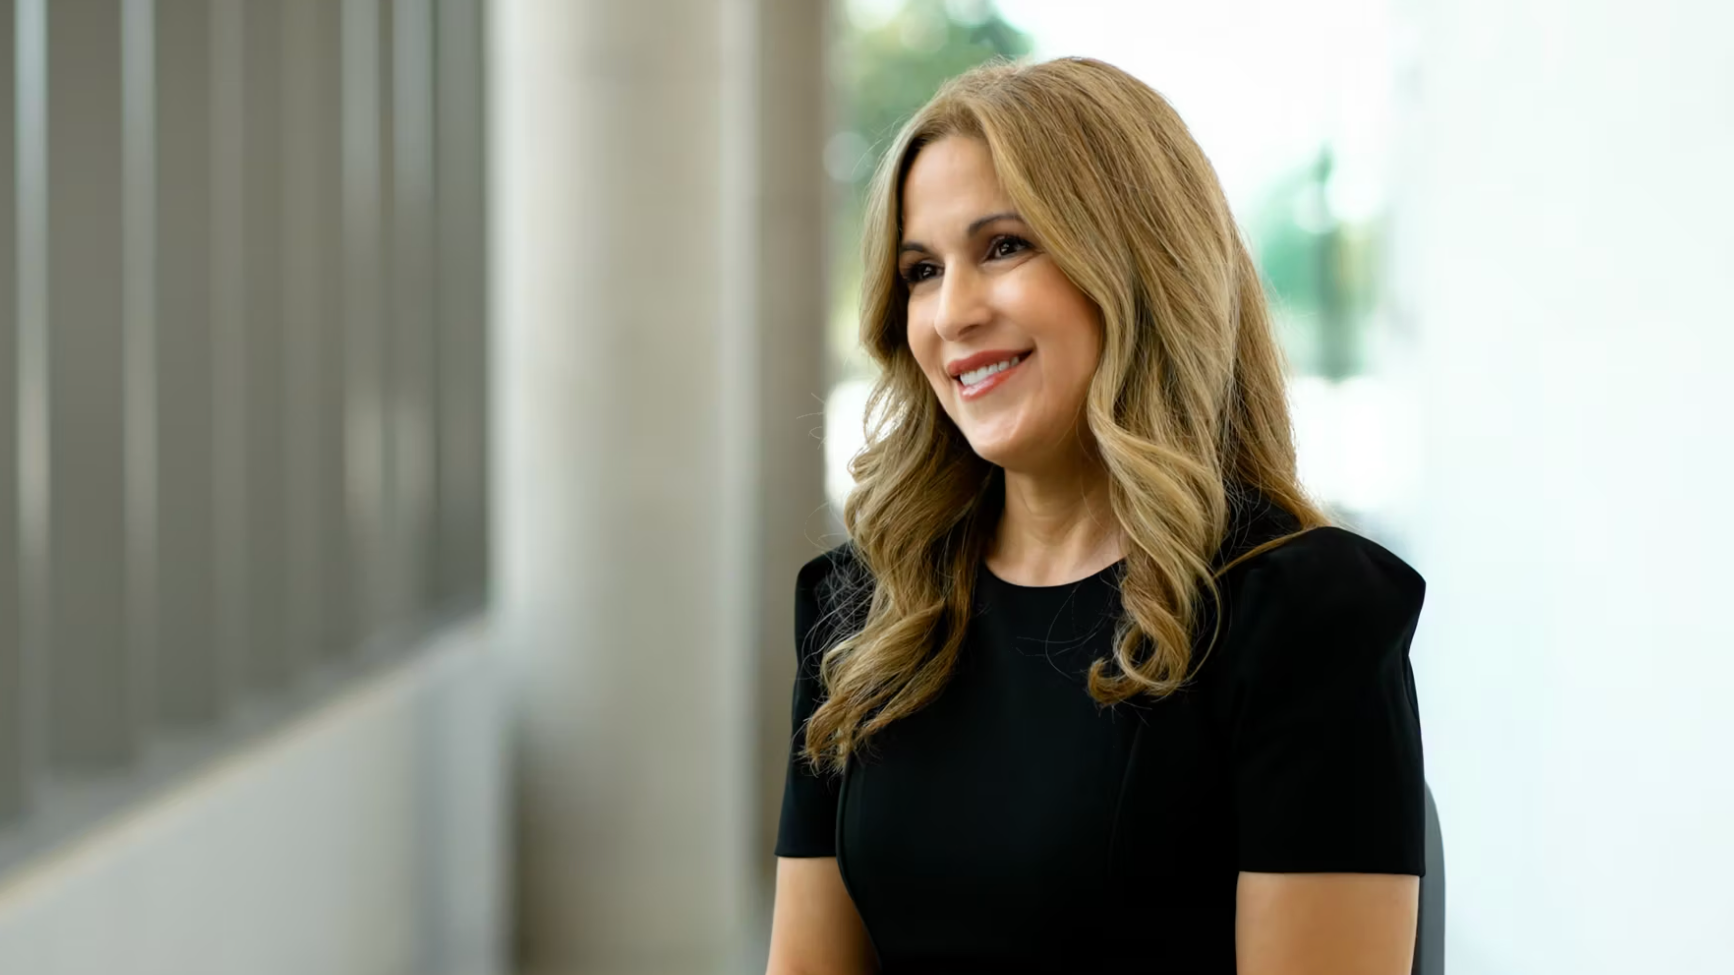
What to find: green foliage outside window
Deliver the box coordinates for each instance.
[1247,146,1382,381]
[827,0,1032,380]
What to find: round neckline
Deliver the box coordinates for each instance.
[980,557,1126,592]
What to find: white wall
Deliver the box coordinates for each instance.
[0,621,507,975]
[1394,2,1734,973]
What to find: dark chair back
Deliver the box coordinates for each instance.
[1413,783,1445,975]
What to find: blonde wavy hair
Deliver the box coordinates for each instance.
[806,57,1329,770]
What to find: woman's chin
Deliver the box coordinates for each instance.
[962,434,1029,471]
[963,426,1090,478]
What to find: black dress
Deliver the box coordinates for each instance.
[775,496,1427,974]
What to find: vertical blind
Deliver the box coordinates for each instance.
[0,0,488,833]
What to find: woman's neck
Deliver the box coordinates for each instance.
[986,453,1124,587]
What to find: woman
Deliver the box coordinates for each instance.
[769,57,1425,975]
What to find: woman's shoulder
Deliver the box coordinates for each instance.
[1229,525,1423,604]
[1207,525,1429,877]
[1214,526,1426,680]
[795,541,874,661]
[797,539,866,591]
[796,540,873,615]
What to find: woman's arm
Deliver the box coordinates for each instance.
[766,857,877,975]
[1236,872,1419,975]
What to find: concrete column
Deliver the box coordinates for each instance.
[40,0,140,767]
[311,0,354,661]
[242,0,290,690]
[1,0,22,821]
[12,0,47,809]
[494,0,731,966]
[281,0,341,667]
[210,0,248,699]
[390,0,437,618]
[154,0,221,725]
[745,0,831,905]
[121,0,158,740]
[342,0,392,647]
[434,0,487,606]
[494,0,828,971]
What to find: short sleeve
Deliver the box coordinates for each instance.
[773,545,861,858]
[1226,527,1427,875]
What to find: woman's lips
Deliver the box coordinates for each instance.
[956,350,1032,401]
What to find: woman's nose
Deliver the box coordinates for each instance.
[932,268,990,342]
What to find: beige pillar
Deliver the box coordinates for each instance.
[492,0,827,971]
[745,0,832,910]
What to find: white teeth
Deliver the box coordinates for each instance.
[959,354,1022,387]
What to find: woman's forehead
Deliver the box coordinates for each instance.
[901,137,1012,238]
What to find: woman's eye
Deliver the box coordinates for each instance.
[988,235,1030,260]
[902,262,938,284]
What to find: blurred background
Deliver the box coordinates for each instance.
[0,0,1729,973]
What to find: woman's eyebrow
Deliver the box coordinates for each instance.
[899,211,1025,256]
[965,210,1023,236]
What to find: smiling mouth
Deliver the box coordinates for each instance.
[956,350,1032,400]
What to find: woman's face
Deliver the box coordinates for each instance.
[899,136,1102,475]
